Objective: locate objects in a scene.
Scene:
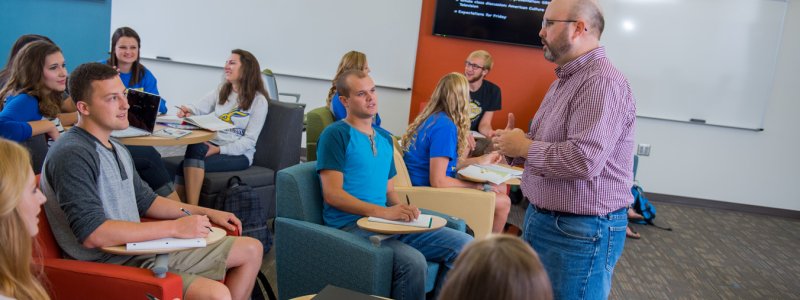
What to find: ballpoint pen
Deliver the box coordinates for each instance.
[180,208,213,232]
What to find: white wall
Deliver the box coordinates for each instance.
[633,0,800,211]
[143,58,413,139]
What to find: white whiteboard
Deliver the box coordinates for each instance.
[602,0,787,130]
[111,0,422,89]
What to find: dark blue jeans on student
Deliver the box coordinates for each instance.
[342,223,471,300]
[127,145,174,196]
[174,143,249,185]
[523,203,628,300]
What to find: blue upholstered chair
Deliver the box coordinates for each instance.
[275,162,466,300]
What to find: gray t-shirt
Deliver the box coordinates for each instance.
[42,127,157,263]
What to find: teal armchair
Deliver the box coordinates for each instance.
[275,162,465,299]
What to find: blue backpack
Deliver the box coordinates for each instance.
[630,156,671,230]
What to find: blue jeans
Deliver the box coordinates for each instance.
[523,203,628,300]
[343,224,471,300]
[174,143,249,184]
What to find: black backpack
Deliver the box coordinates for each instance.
[214,176,273,254]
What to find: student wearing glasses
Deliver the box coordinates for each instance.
[402,73,511,234]
[464,50,502,156]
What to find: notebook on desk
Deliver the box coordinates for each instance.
[111,89,160,138]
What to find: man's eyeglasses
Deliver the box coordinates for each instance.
[465,61,485,71]
[541,19,578,29]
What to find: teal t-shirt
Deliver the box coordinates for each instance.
[316,121,397,228]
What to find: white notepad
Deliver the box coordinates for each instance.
[458,164,520,185]
[367,214,433,228]
[156,114,234,131]
[127,237,206,251]
[183,115,235,131]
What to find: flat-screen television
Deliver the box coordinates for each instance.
[433,0,548,47]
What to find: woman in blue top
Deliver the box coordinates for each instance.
[104,27,179,201]
[401,73,511,233]
[326,50,381,126]
[0,41,70,143]
[106,27,167,114]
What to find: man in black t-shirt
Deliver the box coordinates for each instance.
[464,50,501,156]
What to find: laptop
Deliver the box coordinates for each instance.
[111,89,160,138]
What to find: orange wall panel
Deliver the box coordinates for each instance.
[410,0,557,132]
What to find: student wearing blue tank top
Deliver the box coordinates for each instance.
[0,41,75,143]
[325,51,381,126]
[104,27,179,201]
[401,73,511,233]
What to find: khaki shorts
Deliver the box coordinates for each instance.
[122,236,236,294]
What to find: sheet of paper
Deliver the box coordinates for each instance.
[367,214,433,228]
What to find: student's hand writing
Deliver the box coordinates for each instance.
[206,209,242,233]
[175,105,192,118]
[380,204,420,222]
[174,215,211,238]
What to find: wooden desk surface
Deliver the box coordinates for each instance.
[118,125,216,146]
[356,215,446,235]
[100,226,226,255]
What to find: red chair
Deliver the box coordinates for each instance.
[33,176,240,299]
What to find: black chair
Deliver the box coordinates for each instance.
[164,100,304,219]
[21,134,48,174]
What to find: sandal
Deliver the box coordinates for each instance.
[626,226,641,239]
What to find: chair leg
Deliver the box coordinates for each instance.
[183,166,205,206]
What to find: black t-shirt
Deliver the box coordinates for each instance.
[468,80,501,131]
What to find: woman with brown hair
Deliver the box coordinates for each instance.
[402,72,511,233]
[326,50,381,126]
[0,40,73,143]
[174,49,269,205]
[439,235,553,300]
[0,138,49,300]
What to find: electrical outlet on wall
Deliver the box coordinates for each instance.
[637,144,651,156]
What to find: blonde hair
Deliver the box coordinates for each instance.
[326,51,368,109]
[402,73,471,158]
[0,138,49,300]
[439,235,553,300]
[468,50,494,71]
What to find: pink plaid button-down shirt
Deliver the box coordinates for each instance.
[513,47,636,216]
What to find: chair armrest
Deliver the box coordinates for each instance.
[38,258,182,300]
[275,217,393,299]
[419,208,467,232]
[278,92,301,103]
[396,186,495,238]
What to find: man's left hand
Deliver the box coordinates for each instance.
[205,209,242,233]
[493,128,532,158]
